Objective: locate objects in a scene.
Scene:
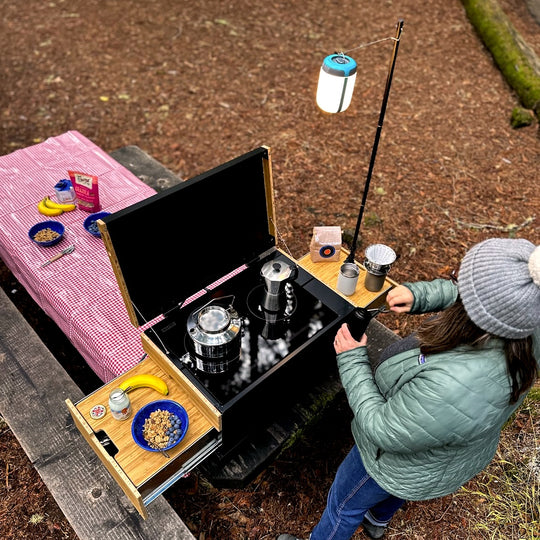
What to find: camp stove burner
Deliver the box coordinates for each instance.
[246,283,297,321]
[246,283,297,340]
[149,254,344,407]
[182,346,241,375]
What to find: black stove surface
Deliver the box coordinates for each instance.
[146,252,349,408]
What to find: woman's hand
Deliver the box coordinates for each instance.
[334,323,367,354]
[386,285,414,313]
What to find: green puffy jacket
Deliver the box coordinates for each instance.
[337,278,540,501]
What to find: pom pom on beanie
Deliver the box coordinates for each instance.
[458,239,540,339]
[530,245,540,287]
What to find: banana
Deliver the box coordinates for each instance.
[43,196,76,212]
[37,197,63,216]
[118,374,169,395]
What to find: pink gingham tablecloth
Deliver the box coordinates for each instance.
[0,131,158,382]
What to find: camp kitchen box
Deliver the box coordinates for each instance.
[66,146,367,518]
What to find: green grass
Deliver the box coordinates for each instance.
[460,386,540,539]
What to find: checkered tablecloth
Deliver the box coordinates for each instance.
[0,131,159,382]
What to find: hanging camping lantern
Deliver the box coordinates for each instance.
[316,53,357,113]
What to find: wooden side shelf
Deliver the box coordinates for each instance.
[297,249,398,308]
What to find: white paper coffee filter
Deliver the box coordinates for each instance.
[365,244,396,265]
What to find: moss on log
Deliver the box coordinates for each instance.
[511,106,535,127]
[461,0,540,117]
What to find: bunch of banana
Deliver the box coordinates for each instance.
[37,196,76,216]
[119,374,169,395]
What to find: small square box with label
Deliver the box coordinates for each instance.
[310,226,342,262]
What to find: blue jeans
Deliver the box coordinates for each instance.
[310,445,405,540]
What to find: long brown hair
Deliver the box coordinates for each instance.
[417,297,537,404]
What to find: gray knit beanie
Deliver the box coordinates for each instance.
[458,238,540,339]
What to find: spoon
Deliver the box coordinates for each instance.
[41,244,75,267]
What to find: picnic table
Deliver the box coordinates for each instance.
[0,131,157,382]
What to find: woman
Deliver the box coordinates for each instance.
[279,238,540,540]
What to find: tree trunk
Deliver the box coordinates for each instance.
[461,0,540,117]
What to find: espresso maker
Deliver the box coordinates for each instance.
[258,260,297,339]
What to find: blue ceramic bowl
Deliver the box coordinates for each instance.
[28,220,65,247]
[83,211,111,237]
[131,400,189,452]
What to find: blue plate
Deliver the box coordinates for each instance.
[131,399,189,452]
[28,220,65,247]
[83,211,111,237]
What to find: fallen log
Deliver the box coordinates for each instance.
[461,0,540,118]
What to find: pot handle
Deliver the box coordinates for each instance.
[192,295,236,317]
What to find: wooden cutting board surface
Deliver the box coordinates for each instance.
[75,358,215,487]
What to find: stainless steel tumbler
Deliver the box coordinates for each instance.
[337,262,360,296]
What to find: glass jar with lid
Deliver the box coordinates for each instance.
[108,388,132,421]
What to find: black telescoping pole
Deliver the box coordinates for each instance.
[345,19,404,264]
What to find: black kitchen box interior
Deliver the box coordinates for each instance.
[66,146,363,518]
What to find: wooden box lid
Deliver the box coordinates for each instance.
[99,147,276,327]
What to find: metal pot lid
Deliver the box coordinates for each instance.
[198,306,230,333]
[261,260,294,283]
[187,304,242,346]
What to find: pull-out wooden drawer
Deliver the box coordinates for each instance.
[66,343,222,519]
